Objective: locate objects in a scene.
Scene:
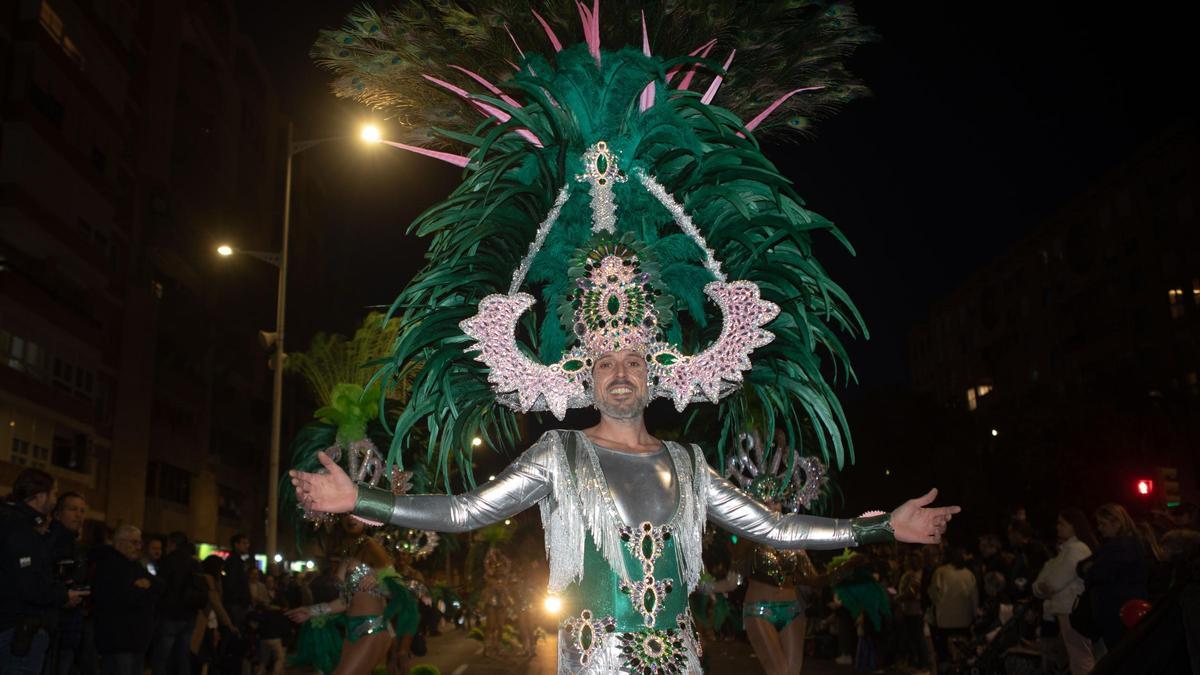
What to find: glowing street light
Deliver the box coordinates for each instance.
[543,595,562,615]
[991,429,999,437]
[217,244,233,256]
[360,124,382,143]
[471,436,483,447]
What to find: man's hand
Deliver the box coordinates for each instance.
[285,606,312,624]
[891,488,961,544]
[66,589,89,607]
[289,451,358,514]
[134,578,151,590]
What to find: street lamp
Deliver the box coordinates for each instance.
[218,121,382,559]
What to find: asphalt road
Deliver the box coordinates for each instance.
[403,629,850,675]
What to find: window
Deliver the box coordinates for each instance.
[52,428,89,472]
[1168,288,1185,319]
[218,486,243,520]
[148,462,191,506]
[11,438,31,466]
[1193,279,1200,307]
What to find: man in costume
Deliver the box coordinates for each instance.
[291,3,960,672]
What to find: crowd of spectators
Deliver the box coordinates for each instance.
[691,501,1199,674]
[0,468,338,675]
[5,464,1199,675]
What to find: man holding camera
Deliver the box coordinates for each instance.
[0,469,87,674]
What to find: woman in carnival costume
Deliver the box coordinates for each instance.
[725,431,830,674]
[293,3,960,673]
[280,317,425,674]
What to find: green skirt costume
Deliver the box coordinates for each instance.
[288,614,345,675]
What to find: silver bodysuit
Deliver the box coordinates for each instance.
[357,430,861,674]
[370,430,856,548]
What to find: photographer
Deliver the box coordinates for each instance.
[0,469,87,674]
[47,492,90,675]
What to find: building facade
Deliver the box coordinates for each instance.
[909,123,1199,508]
[0,0,284,549]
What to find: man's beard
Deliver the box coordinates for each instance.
[593,386,650,420]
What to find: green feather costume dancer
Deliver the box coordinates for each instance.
[281,318,427,672]
[292,3,961,673]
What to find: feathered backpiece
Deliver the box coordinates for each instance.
[316,1,871,490]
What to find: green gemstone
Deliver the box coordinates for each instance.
[596,153,608,174]
[562,359,584,373]
[607,295,620,315]
[580,624,593,650]
[643,589,656,613]
[641,535,654,560]
[654,353,678,366]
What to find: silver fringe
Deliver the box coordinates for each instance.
[510,186,572,294]
[539,432,586,592]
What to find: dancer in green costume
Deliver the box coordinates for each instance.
[293,3,961,672]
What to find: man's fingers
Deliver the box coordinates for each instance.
[317,451,339,472]
[912,488,938,507]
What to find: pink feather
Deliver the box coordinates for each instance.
[531,10,563,52]
[639,10,654,111]
[743,86,824,131]
[503,24,525,61]
[576,0,601,65]
[666,39,716,85]
[448,65,522,108]
[676,41,717,91]
[380,140,470,168]
[700,50,736,105]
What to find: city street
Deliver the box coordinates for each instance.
[392,630,849,675]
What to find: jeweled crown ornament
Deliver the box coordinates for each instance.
[460,142,780,419]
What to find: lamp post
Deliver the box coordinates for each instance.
[218,121,382,558]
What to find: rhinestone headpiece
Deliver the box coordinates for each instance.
[460,142,779,418]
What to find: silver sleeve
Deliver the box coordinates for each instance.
[369,443,554,532]
[704,464,856,550]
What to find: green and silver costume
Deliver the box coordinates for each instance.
[313,2,886,672]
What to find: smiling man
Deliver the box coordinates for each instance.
[294,4,958,672]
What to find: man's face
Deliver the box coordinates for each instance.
[235,537,251,555]
[116,532,143,561]
[29,483,58,517]
[146,539,163,561]
[591,349,650,420]
[56,496,87,533]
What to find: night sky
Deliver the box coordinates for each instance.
[238,1,1199,392]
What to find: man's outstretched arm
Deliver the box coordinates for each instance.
[290,446,553,533]
[704,465,960,549]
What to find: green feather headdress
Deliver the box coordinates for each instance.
[315,1,871,490]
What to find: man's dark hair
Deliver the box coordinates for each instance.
[167,531,189,548]
[947,546,968,569]
[11,468,54,502]
[231,533,249,548]
[53,491,85,515]
[146,534,164,547]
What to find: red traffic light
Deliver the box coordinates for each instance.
[1135,479,1154,496]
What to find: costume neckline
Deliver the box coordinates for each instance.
[577,431,682,528]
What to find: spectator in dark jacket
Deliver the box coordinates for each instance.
[151,531,204,675]
[47,492,89,675]
[0,469,85,675]
[223,534,253,625]
[92,525,161,675]
[1079,503,1149,650]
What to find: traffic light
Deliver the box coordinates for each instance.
[1134,479,1153,497]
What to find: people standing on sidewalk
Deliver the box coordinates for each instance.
[1034,508,1098,675]
[152,532,205,675]
[92,525,161,675]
